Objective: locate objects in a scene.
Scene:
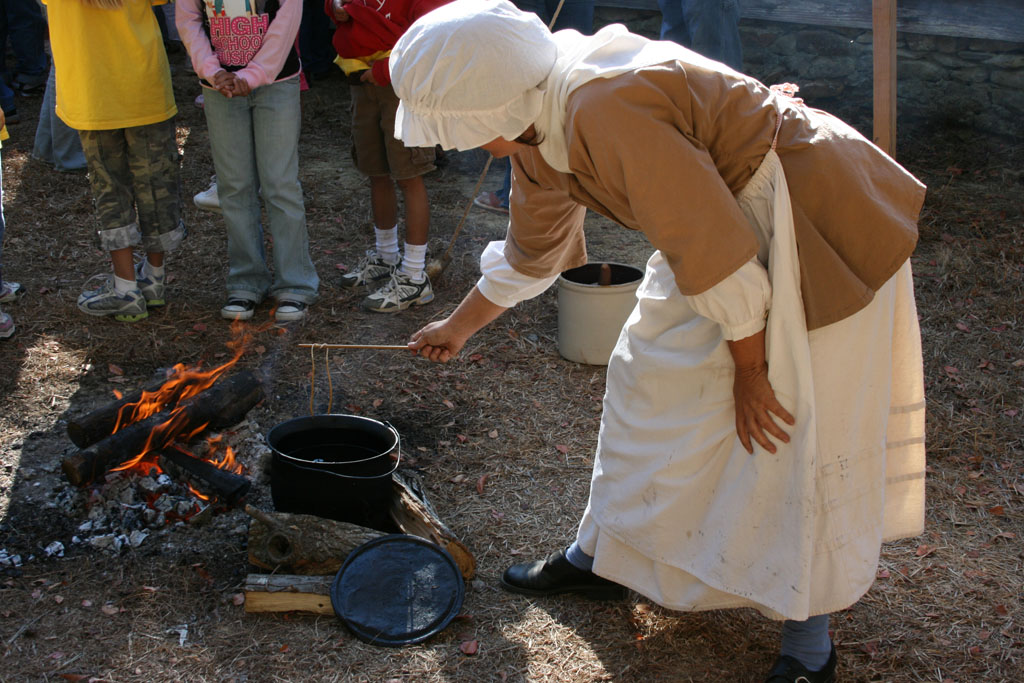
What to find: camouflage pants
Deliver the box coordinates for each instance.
[78,117,185,253]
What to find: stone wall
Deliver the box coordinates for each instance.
[595,8,1024,141]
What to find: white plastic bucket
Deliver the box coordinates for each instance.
[557,262,643,365]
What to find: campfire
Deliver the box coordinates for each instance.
[57,329,266,548]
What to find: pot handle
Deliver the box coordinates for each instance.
[279,452,401,480]
[383,420,401,460]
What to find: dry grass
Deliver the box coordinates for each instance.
[0,45,1021,683]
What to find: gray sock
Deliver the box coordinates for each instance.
[565,541,594,571]
[780,614,831,671]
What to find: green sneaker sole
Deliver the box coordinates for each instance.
[114,311,150,323]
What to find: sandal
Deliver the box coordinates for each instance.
[220,298,257,321]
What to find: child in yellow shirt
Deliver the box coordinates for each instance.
[45,0,184,322]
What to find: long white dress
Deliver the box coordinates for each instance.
[574,150,926,621]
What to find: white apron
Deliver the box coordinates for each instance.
[575,149,926,621]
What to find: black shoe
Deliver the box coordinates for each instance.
[765,643,837,683]
[501,549,628,600]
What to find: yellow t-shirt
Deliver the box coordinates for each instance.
[44,0,177,130]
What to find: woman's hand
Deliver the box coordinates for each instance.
[732,362,794,454]
[407,286,509,363]
[726,329,795,454]
[408,318,470,363]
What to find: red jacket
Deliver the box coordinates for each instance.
[324,0,451,86]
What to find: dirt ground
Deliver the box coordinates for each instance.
[1,36,1022,683]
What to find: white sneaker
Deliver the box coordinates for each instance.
[0,308,13,339]
[77,276,148,322]
[340,249,398,289]
[0,281,25,303]
[193,175,220,213]
[362,271,433,313]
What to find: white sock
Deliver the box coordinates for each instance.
[113,275,137,294]
[374,226,400,265]
[143,260,165,279]
[400,242,427,282]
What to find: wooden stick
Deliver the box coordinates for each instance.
[297,343,410,350]
[243,574,334,615]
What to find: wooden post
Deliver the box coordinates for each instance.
[873,0,898,157]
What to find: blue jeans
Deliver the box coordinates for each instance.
[32,66,87,172]
[0,0,48,83]
[203,77,318,304]
[657,0,743,71]
[514,0,593,32]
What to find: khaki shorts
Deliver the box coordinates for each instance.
[350,83,435,180]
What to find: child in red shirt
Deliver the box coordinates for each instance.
[328,0,450,312]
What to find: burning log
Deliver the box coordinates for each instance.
[61,370,264,487]
[158,445,251,506]
[66,373,185,449]
[243,574,335,615]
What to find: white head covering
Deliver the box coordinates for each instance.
[390,0,557,152]
[390,0,699,172]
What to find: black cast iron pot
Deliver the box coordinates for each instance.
[267,414,400,531]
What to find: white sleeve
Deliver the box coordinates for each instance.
[688,257,771,341]
[475,241,560,308]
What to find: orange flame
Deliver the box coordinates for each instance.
[110,325,259,479]
[187,483,210,502]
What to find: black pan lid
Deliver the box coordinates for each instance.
[330,534,465,647]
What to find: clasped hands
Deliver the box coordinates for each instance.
[211,70,251,98]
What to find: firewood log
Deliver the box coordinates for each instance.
[61,370,264,486]
[66,373,184,449]
[246,474,476,580]
[158,446,251,505]
[390,472,476,580]
[243,574,334,614]
[246,508,385,574]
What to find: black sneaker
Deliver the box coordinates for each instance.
[765,643,837,683]
[220,297,257,321]
[274,300,308,323]
[501,549,628,600]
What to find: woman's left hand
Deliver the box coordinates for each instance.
[726,329,795,454]
[732,362,794,454]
